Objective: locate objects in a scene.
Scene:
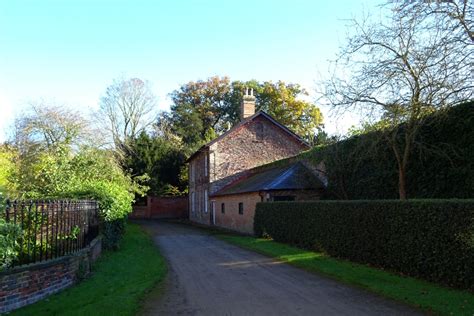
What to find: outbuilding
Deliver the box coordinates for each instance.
[210,161,325,234]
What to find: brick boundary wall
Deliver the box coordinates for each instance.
[130,196,189,219]
[0,237,102,313]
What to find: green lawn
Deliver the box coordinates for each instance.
[13,224,166,316]
[217,234,474,316]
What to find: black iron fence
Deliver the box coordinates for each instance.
[3,200,99,266]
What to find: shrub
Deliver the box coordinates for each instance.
[63,180,135,250]
[101,218,127,250]
[298,101,474,199]
[254,200,474,289]
[0,218,22,270]
[2,107,148,252]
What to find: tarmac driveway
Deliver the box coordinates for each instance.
[138,221,420,316]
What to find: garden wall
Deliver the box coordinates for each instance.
[0,237,102,313]
[130,196,188,219]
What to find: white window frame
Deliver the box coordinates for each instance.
[204,189,208,213]
[209,151,215,181]
[198,191,201,213]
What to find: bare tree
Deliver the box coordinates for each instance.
[14,101,91,153]
[98,77,157,149]
[390,0,473,44]
[322,4,473,199]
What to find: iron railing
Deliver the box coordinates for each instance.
[3,200,99,266]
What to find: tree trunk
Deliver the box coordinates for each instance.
[398,164,407,200]
[390,134,409,201]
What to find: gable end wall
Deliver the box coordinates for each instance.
[209,116,306,194]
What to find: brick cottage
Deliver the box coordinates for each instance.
[187,88,326,234]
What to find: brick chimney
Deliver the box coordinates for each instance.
[240,87,256,120]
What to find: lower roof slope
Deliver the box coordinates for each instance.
[212,161,325,197]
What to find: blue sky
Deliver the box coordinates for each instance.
[0,0,381,142]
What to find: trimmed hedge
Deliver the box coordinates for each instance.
[254,200,474,289]
[299,101,474,199]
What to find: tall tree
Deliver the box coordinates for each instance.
[168,76,231,147]
[167,76,324,149]
[390,0,473,44]
[322,3,473,199]
[14,102,90,153]
[6,102,142,200]
[257,81,323,143]
[98,77,157,150]
[122,131,186,195]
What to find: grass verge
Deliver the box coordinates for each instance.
[12,223,166,316]
[217,234,474,316]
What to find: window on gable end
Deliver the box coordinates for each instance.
[255,122,264,141]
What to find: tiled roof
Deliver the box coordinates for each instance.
[212,161,325,196]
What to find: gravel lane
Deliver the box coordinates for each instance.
[138,221,421,316]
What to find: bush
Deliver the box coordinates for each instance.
[63,180,135,250]
[13,147,147,251]
[299,101,474,199]
[101,218,127,250]
[1,107,147,252]
[254,200,474,289]
[0,218,22,270]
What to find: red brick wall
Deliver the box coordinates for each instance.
[212,192,262,234]
[130,196,189,219]
[131,205,148,219]
[211,190,322,234]
[189,116,308,227]
[0,237,101,313]
[209,116,308,194]
[189,150,211,226]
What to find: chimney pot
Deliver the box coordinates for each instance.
[241,87,256,120]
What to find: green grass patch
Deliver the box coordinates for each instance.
[217,234,474,316]
[13,224,167,316]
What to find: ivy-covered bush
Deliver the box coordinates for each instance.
[0,218,22,270]
[255,200,474,289]
[299,101,474,199]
